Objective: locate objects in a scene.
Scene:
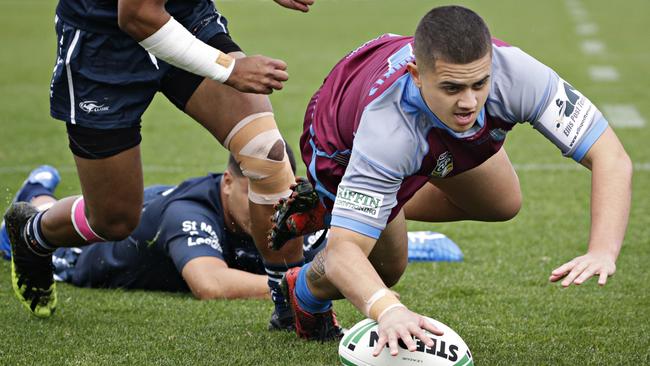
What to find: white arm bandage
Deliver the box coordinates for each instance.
[138,17,235,83]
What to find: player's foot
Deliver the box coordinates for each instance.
[5,202,57,318]
[268,308,295,331]
[268,178,328,250]
[281,267,343,341]
[1,165,60,260]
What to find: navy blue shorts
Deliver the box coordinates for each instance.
[49,11,240,130]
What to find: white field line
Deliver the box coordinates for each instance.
[602,104,646,128]
[576,23,598,36]
[581,40,605,54]
[588,66,620,82]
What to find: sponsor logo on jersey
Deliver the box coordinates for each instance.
[182,220,222,252]
[334,186,384,218]
[79,100,110,113]
[432,151,454,178]
[537,78,597,155]
[554,82,583,134]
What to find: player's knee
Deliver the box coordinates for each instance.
[88,209,141,241]
[377,262,407,288]
[492,192,522,221]
[224,113,294,204]
[381,271,404,289]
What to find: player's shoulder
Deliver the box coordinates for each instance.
[488,38,558,122]
[354,77,428,176]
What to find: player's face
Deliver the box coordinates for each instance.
[411,52,492,132]
[223,172,252,235]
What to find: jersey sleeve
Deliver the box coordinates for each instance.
[158,201,226,273]
[488,45,608,162]
[330,101,422,239]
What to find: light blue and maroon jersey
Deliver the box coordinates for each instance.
[300,34,608,239]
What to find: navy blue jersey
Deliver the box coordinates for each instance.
[56,0,223,35]
[67,174,263,291]
[59,175,323,292]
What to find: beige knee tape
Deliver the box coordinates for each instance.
[225,112,293,204]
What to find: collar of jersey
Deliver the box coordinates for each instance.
[402,74,485,139]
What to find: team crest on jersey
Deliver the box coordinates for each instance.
[432,151,454,178]
[334,186,384,218]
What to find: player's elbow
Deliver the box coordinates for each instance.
[116,4,140,35]
[190,285,225,301]
[618,151,633,181]
[117,1,166,40]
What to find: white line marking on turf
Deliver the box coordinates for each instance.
[581,40,605,54]
[602,105,646,128]
[588,66,620,82]
[576,23,598,36]
[568,7,588,20]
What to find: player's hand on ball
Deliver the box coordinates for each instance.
[549,251,616,287]
[226,55,289,94]
[372,306,443,357]
[273,0,315,12]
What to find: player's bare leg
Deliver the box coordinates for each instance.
[6,146,144,317]
[40,147,144,243]
[403,147,522,223]
[184,51,303,330]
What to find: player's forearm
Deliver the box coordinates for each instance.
[117,0,169,40]
[193,270,270,300]
[587,149,632,259]
[324,236,389,315]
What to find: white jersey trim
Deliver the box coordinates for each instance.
[65,29,81,124]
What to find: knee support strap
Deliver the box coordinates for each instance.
[71,197,106,243]
[224,112,293,204]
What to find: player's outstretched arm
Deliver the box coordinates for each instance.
[273,0,315,12]
[117,0,289,94]
[549,127,632,287]
[324,227,442,356]
[181,257,270,300]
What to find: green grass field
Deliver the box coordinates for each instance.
[1,0,649,364]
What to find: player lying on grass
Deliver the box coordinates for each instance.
[268,5,632,356]
[1,151,321,330]
[5,0,316,322]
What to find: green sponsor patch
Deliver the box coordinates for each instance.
[334,186,384,218]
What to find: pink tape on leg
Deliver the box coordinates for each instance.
[70,197,105,243]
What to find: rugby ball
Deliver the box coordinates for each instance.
[338,317,473,366]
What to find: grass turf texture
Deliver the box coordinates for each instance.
[1,0,649,364]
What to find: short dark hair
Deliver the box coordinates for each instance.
[227,141,297,177]
[413,6,492,69]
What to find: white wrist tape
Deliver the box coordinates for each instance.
[366,288,403,320]
[377,304,407,322]
[139,17,235,83]
[366,288,390,315]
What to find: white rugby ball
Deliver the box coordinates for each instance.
[338,317,473,366]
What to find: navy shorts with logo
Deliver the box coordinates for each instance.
[50,9,240,130]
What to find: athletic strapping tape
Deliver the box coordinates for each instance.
[139,17,235,83]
